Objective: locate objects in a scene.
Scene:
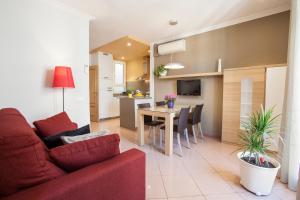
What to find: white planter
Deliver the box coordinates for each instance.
[237,152,281,196]
[160,70,167,77]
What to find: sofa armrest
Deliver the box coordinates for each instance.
[50,134,120,171]
[2,149,145,200]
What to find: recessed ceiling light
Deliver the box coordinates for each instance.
[127,42,132,47]
[169,19,178,26]
[121,56,125,60]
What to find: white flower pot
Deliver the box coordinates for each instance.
[237,152,281,196]
[160,70,167,77]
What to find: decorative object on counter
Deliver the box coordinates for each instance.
[154,64,168,77]
[217,58,222,72]
[165,94,176,108]
[134,90,144,98]
[237,105,282,196]
[127,89,134,98]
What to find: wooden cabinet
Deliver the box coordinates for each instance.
[222,64,287,145]
[222,66,267,144]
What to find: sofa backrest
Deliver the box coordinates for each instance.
[0,108,65,197]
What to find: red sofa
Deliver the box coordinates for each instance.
[0,108,145,200]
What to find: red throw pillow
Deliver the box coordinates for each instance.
[33,112,77,137]
[50,134,120,171]
[0,108,65,196]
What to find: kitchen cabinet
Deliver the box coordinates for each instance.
[120,97,153,130]
[90,52,120,120]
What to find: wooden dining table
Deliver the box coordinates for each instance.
[137,105,190,156]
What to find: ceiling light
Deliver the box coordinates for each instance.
[127,42,132,47]
[165,54,184,69]
[121,56,125,60]
[165,62,184,69]
[169,19,178,26]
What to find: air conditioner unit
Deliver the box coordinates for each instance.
[157,39,186,55]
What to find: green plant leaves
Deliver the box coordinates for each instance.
[154,64,167,77]
[238,105,281,167]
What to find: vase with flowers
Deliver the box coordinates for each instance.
[165,94,176,109]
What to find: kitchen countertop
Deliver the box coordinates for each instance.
[114,94,152,99]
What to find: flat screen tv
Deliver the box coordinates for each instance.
[177,79,201,96]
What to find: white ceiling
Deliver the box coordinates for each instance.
[57,0,290,50]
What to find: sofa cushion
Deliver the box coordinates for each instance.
[50,134,120,171]
[0,108,65,196]
[43,125,90,149]
[33,112,77,137]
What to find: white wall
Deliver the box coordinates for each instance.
[0,0,90,126]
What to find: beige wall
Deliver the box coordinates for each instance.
[154,11,290,137]
[126,57,145,81]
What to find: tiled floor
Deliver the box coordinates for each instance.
[91,118,296,200]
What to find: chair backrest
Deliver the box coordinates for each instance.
[156,101,166,106]
[177,107,190,134]
[137,103,152,123]
[192,104,204,124]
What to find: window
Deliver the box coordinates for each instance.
[113,61,126,93]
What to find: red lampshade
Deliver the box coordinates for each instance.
[52,66,75,88]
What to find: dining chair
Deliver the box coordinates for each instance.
[155,101,166,121]
[159,107,191,156]
[188,104,204,143]
[138,103,164,145]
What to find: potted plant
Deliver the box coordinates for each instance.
[237,105,282,196]
[164,94,176,108]
[154,65,168,77]
[127,89,134,98]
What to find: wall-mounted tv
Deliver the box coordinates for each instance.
[177,79,201,96]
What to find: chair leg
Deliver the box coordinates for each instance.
[148,127,152,144]
[184,128,191,149]
[177,133,183,157]
[198,122,204,140]
[153,127,156,145]
[159,129,163,149]
[192,125,198,144]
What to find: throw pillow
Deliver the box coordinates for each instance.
[33,112,77,137]
[50,134,120,171]
[43,125,90,148]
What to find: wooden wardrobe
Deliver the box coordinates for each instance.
[222,64,287,148]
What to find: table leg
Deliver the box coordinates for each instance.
[137,110,145,146]
[165,114,174,156]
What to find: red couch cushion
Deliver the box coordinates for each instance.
[50,134,120,171]
[33,112,77,137]
[0,108,65,196]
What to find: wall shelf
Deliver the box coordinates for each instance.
[158,72,223,79]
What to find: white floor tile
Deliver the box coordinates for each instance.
[158,158,188,176]
[162,175,202,197]
[238,191,281,200]
[146,175,167,199]
[273,188,296,200]
[168,196,205,200]
[194,172,234,195]
[205,193,243,200]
